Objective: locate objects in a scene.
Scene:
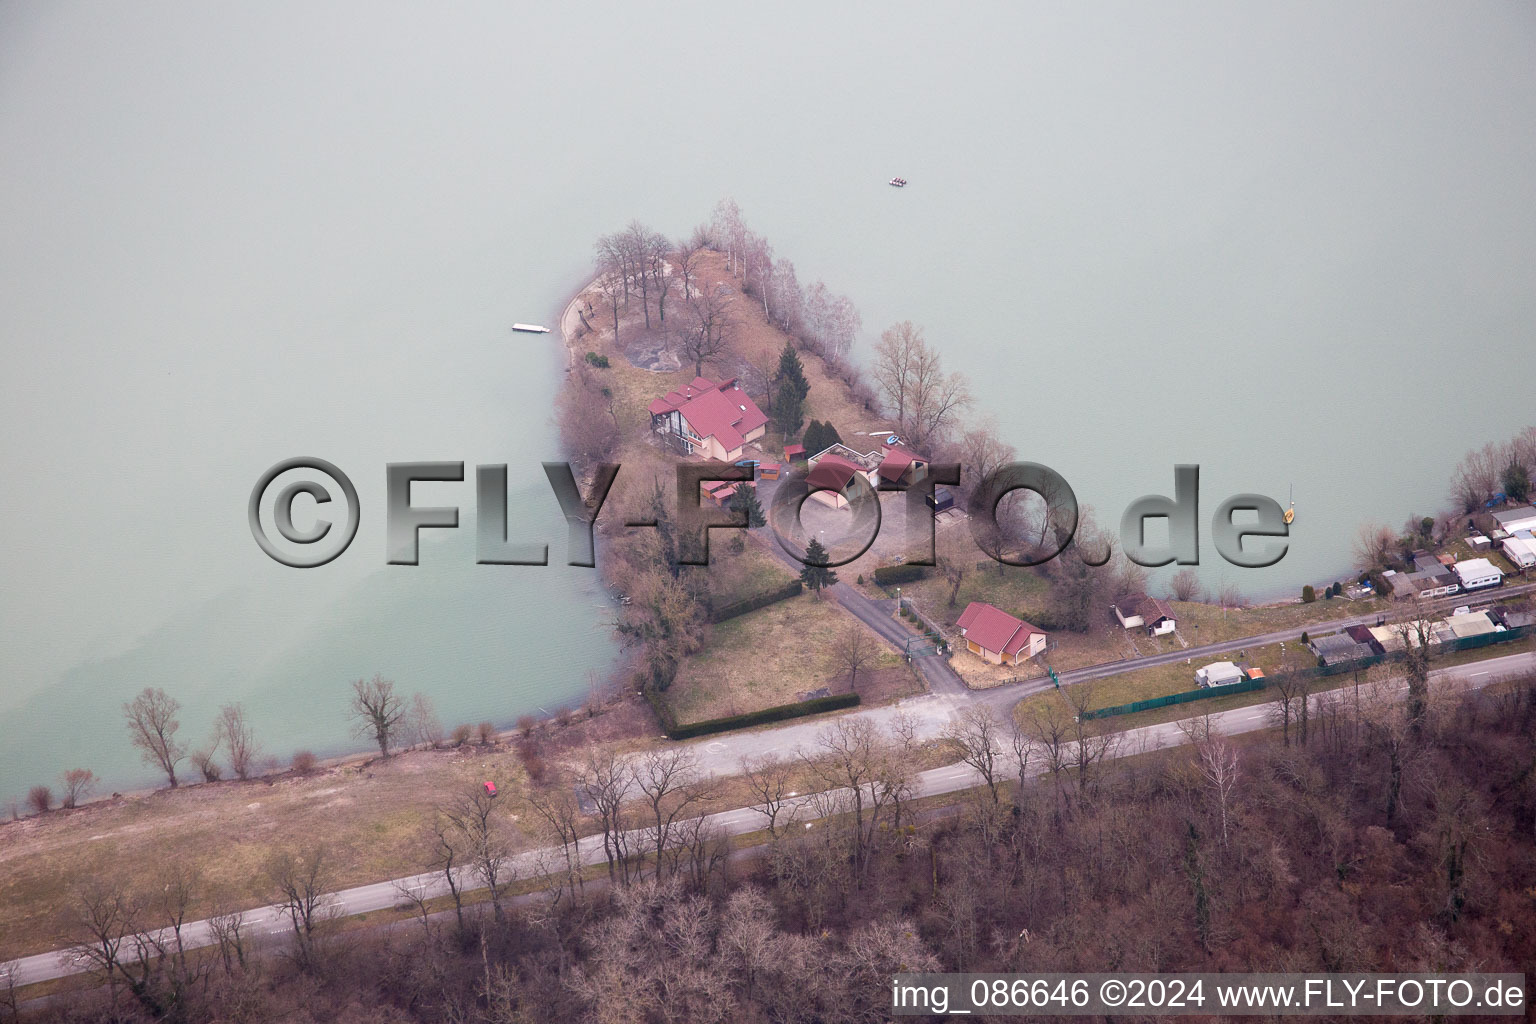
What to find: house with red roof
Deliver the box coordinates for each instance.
[647,376,768,462]
[874,436,929,487]
[955,601,1048,666]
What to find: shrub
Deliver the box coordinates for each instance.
[660,693,862,740]
[451,724,473,747]
[709,580,803,622]
[518,743,547,783]
[584,351,610,368]
[1302,585,1316,603]
[516,714,538,739]
[1300,631,1310,645]
[291,750,317,775]
[476,721,496,745]
[873,564,929,586]
[856,574,864,584]
[27,786,52,815]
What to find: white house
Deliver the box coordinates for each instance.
[1501,533,1536,570]
[1492,505,1536,535]
[1452,557,1504,591]
[1194,661,1245,688]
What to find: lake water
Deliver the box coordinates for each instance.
[3,2,1533,800]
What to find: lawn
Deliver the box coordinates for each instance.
[663,593,914,725]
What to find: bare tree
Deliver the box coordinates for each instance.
[582,746,635,885]
[527,781,585,906]
[676,284,738,376]
[60,768,96,809]
[1169,568,1203,602]
[190,743,221,782]
[634,748,709,880]
[266,846,337,971]
[217,702,259,780]
[26,786,51,814]
[831,620,880,691]
[349,674,406,758]
[207,910,248,977]
[873,321,924,426]
[740,753,800,842]
[1197,734,1240,848]
[406,691,444,749]
[936,530,971,607]
[673,234,703,303]
[1353,521,1397,571]
[955,415,1015,496]
[441,784,514,920]
[123,686,186,788]
[946,704,1004,804]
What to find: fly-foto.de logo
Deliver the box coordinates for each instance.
[248,459,1289,570]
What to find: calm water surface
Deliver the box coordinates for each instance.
[2,3,1533,798]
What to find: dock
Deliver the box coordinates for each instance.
[512,323,551,334]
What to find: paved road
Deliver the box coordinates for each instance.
[7,650,1531,990]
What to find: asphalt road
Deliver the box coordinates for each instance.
[6,649,1531,990]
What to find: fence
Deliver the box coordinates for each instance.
[1081,622,1533,720]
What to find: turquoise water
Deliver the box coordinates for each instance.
[2,2,1534,799]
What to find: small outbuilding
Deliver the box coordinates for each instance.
[926,485,955,513]
[1195,661,1245,688]
[1452,558,1504,591]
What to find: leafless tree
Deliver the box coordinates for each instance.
[955,415,1015,496]
[266,845,338,972]
[831,620,880,690]
[123,686,186,788]
[528,781,585,905]
[190,742,221,782]
[936,530,971,607]
[946,704,1004,804]
[207,911,248,977]
[60,768,96,809]
[768,258,803,333]
[1450,441,1503,512]
[440,784,514,921]
[217,702,259,780]
[673,234,703,303]
[597,268,625,338]
[1197,734,1240,848]
[1353,521,1398,571]
[68,877,154,1015]
[582,747,635,885]
[740,753,800,842]
[676,284,738,376]
[349,674,406,758]
[405,691,444,749]
[1169,568,1203,602]
[427,813,466,932]
[873,321,971,447]
[634,748,709,881]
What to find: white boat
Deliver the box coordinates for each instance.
[888,177,908,187]
[512,323,551,333]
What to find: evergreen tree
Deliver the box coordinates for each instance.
[1503,459,1530,503]
[729,482,766,528]
[802,419,843,456]
[800,537,839,596]
[771,342,810,436]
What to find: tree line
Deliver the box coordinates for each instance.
[24,666,1536,1024]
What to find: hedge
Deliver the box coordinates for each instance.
[709,579,803,622]
[652,692,861,740]
[873,564,929,586]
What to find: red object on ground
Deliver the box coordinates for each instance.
[483,781,498,797]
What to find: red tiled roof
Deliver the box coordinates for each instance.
[956,601,1046,656]
[877,446,918,481]
[806,453,860,493]
[650,377,767,452]
[1138,597,1173,624]
[784,443,805,457]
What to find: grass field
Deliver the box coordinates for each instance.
[663,593,914,724]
